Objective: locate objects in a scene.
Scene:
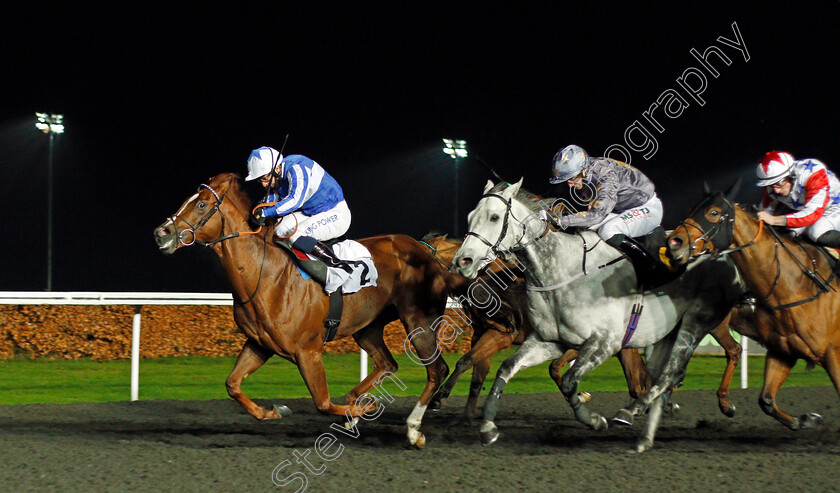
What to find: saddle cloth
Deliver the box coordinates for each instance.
[304,239,378,295]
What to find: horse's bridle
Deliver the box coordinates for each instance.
[166,182,268,304]
[678,194,836,308]
[673,192,738,258]
[463,193,537,263]
[167,184,230,247]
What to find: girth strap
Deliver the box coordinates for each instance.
[323,291,343,345]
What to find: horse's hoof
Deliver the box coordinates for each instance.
[592,415,609,431]
[273,404,293,418]
[611,409,634,427]
[345,417,360,430]
[634,439,653,453]
[428,398,442,412]
[577,391,592,403]
[413,432,426,449]
[800,413,823,429]
[665,402,680,416]
[720,403,736,418]
[480,422,500,446]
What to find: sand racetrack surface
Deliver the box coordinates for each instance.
[1,386,839,492]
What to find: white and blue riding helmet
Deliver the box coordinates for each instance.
[550,145,589,184]
[245,146,284,181]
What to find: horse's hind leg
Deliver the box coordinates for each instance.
[635,389,671,453]
[824,347,840,397]
[346,321,398,406]
[709,315,741,417]
[481,336,565,446]
[759,351,823,429]
[226,339,285,420]
[401,314,450,448]
[296,349,377,420]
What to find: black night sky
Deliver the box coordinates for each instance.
[2,3,838,292]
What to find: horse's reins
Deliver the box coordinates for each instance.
[679,197,835,309]
[418,239,461,271]
[465,192,623,292]
[167,183,269,305]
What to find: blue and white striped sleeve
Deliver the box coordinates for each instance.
[268,163,309,217]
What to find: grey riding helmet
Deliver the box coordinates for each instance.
[550,145,589,184]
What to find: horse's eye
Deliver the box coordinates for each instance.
[197,201,206,210]
[710,210,719,217]
[490,214,500,222]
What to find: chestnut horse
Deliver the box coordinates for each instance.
[421,233,652,419]
[424,234,744,419]
[153,173,466,447]
[666,181,840,430]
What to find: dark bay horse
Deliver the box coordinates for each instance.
[666,181,840,430]
[421,233,653,419]
[153,173,466,447]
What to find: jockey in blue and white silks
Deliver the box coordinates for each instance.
[756,151,840,248]
[246,146,353,271]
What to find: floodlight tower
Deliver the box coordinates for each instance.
[442,138,468,237]
[36,113,65,291]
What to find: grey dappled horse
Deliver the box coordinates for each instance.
[452,179,742,452]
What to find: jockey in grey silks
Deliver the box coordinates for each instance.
[545,144,675,289]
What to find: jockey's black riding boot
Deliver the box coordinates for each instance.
[816,231,840,249]
[310,241,354,273]
[606,234,676,290]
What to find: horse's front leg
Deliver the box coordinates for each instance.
[759,351,823,430]
[616,348,651,399]
[481,336,565,446]
[430,329,516,417]
[226,339,289,420]
[557,337,614,431]
[709,314,741,417]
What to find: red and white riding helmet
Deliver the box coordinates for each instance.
[756,151,795,187]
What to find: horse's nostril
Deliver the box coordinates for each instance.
[159,227,170,237]
[460,257,473,266]
[669,237,683,248]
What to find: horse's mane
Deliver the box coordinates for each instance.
[421,230,449,242]
[211,173,252,217]
[490,181,555,215]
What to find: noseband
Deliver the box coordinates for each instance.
[464,192,546,262]
[674,193,736,258]
[168,183,234,248]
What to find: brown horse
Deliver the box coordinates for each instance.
[666,182,840,429]
[422,233,744,418]
[153,173,466,447]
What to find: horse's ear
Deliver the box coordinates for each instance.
[725,177,742,201]
[502,177,524,199]
[483,180,495,194]
[703,180,711,196]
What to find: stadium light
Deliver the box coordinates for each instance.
[36,112,64,291]
[442,139,468,236]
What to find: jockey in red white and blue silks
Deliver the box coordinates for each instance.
[246,146,353,270]
[756,150,840,248]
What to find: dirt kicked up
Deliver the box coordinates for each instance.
[0,386,838,492]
